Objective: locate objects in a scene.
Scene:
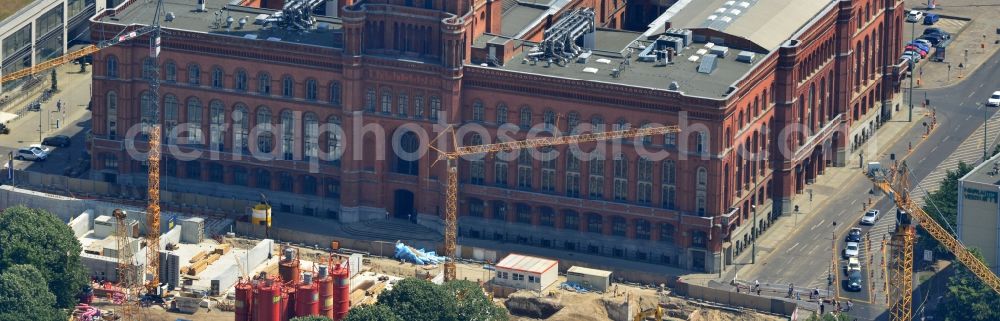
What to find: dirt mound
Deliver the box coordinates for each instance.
[504,290,565,319]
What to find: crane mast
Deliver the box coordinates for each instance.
[872,163,1000,321]
[144,0,165,292]
[433,125,681,280]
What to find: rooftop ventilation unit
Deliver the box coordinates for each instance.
[664,28,693,47]
[254,14,269,25]
[238,16,248,29]
[687,55,700,62]
[196,0,206,12]
[577,51,592,63]
[668,81,680,91]
[710,46,729,58]
[263,0,326,31]
[736,51,755,63]
[582,67,599,74]
[533,8,596,64]
[165,12,175,22]
[725,0,736,5]
[697,54,718,74]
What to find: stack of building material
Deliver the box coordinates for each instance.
[214,243,231,255]
[186,251,223,276]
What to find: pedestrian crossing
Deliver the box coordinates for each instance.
[911,110,1000,206]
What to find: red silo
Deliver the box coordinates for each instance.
[280,285,295,321]
[235,280,254,321]
[254,279,281,321]
[278,248,301,285]
[316,265,334,319]
[332,263,350,321]
[295,272,320,317]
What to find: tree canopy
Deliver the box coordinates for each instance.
[0,205,88,309]
[804,312,851,321]
[936,250,1000,321]
[342,278,508,321]
[342,305,401,321]
[920,161,974,256]
[0,264,63,321]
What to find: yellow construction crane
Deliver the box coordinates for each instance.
[431,124,681,280]
[871,163,1000,321]
[113,209,142,321]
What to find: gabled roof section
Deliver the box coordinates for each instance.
[669,0,833,50]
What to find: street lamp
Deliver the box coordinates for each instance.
[751,204,757,264]
[908,19,916,122]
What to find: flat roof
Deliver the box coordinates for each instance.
[0,0,34,22]
[962,153,1000,185]
[496,29,758,98]
[496,254,558,274]
[669,0,832,50]
[567,266,612,277]
[97,0,343,48]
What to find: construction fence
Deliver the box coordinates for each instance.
[671,281,798,317]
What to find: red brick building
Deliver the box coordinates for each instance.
[90,0,905,272]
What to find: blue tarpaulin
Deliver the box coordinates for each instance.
[394,242,446,265]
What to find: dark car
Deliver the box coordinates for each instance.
[845,270,863,292]
[0,123,8,135]
[42,135,71,147]
[923,13,939,25]
[923,27,943,36]
[846,227,862,243]
[908,41,930,52]
[921,35,943,46]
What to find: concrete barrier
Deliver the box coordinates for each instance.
[69,210,92,238]
[672,281,797,316]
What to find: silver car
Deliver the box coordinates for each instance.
[16,148,47,161]
[861,209,879,225]
[843,242,860,259]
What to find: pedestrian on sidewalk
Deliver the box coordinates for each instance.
[820,303,825,315]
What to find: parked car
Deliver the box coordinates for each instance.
[924,28,951,40]
[914,39,933,48]
[843,242,860,259]
[923,13,940,25]
[28,144,51,156]
[908,41,930,52]
[0,123,8,135]
[41,135,71,147]
[846,227,863,243]
[923,27,943,36]
[846,270,864,292]
[16,148,47,161]
[905,47,928,57]
[904,50,924,61]
[906,10,924,23]
[845,257,862,276]
[988,91,1000,107]
[861,209,880,225]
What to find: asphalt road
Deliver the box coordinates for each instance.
[731,40,1000,320]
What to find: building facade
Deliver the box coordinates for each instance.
[90,0,906,272]
[958,153,1000,274]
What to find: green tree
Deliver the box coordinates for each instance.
[937,249,1000,321]
[0,206,88,308]
[443,280,508,321]
[290,316,333,321]
[377,278,458,321]
[0,264,63,321]
[920,161,975,256]
[342,305,401,321]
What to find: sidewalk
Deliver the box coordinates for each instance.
[912,1,1000,89]
[683,105,930,286]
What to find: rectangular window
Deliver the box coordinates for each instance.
[541,168,555,192]
[398,93,409,117]
[414,95,424,118]
[665,132,677,147]
[637,182,652,204]
[381,90,392,114]
[494,162,508,186]
[566,172,580,197]
[614,178,627,201]
[518,166,532,189]
[661,186,676,209]
[188,65,200,85]
[365,88,376,112]
[306,80,317,100]
[330,82,342,106]
[471,160,484,185]
[589,176,604,198]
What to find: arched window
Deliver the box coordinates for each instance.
[164,61,176,82]
[613,154,628,201]
[106,91,118,139]
[211,66,224,88]
[587,214,602,234]
[364,87,376,112]
[567,111,580,132]
[281,110,295,160]
[566,154,580,197]
[614,118,629,131]
[282,76,295,97]
[233,104,249,153]
[329,81,342,106]
[612,216,626,237]
[256,106,273,153]
[106,56,118,78]
[304,113,318,159]
[496,103,508,124]
[257,72,271,95]
[635,219,650,240]
[661,160,676,209]
[235,69,247,91]
[305,79,318,100]
[543,110,555,129]
[637,157,653,204]
[327,116,342,164]
[380,89,392,113]
[472,100,484,122]
[519,106,532,128]
[413,95,424,118]
[589,152,604,198]
[397,92,409,117]
[470,133,484,184]
[210,100,225,151]
[163,95,179,143]
[591,115,604,132]
[429,96,441,120]
[540,147,556,192]
[640,122,652,144]
[517,149,532,189]
[186,97,203,144]
[395,131,420,175]
[187,64,200,85]
[696,167,708,216]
